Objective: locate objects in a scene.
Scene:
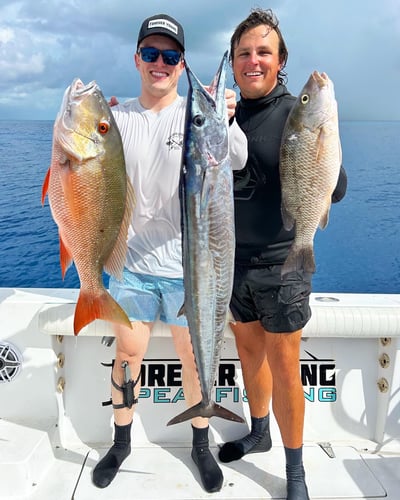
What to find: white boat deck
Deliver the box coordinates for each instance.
[3,421,398,500]
[1,289,399,499]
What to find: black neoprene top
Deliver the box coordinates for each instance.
[233,84,347,266]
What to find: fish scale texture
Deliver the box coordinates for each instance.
[279,72,341,275]
[43,79,135,333]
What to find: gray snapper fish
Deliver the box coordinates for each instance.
[42,78,135,335]
[280,70,341,276]
[167,53,244,425]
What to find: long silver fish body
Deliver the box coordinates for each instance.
[280,71,342,277]
[168,52,244,425]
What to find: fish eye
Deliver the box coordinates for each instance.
[98,120,110,134]
[301,94,309,105]
[193,114,205,127]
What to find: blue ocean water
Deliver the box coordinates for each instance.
[0,120,399,293]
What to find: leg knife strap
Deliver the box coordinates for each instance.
[101,359,141,409]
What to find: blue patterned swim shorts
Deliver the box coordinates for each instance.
[109,268,188,326]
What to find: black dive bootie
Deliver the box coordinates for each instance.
[92,422,132,488]
[191,425,223,493]
[218,414,272,463]
[285,446,310,500]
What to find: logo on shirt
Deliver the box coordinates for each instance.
[166,133,183,150]
[233,162,266,201]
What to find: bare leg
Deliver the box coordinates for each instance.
[232,321,272,417]
[112,322,152,424]
[92,321,152,488]
[265,329,309,500]
[264,329,304,448]
[170,325,206,429]
[219,321,272,462]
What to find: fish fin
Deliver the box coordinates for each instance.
[319,209,330,230]
[212,403,245,423]
[104,177,136,279]
[167,401,244,426]
[281,202,295,231]
[126,177,136,214]
[73,288,132,335]
[319,196,332,230]
[59,232,73,279]
[281,244,315,277]
[41,168,51,205]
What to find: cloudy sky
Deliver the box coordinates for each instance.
[0,0,399,121]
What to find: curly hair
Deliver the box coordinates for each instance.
[230,8,288,85]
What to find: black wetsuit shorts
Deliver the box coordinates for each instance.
[230,264,312,333]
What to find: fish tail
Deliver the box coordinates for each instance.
[281,245,316,277]
[211,402,245,423]
[167,401,244,426]
[73,288,132,335]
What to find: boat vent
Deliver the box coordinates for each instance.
[0,341,23,383]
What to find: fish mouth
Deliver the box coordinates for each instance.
[185,51,228,118]
[69,78,98,97]
[311,70,336,105]
[312,71,329,88]
[206,51,228,106]
[55,78,101,161]
[58,78,99,131]
[184,52,229,159]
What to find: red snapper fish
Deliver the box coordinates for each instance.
[42,78,135,335]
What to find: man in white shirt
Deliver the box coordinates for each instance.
[92,13,247,493]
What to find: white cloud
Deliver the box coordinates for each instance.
[0,26,14,43]
[0,0,399,120]
[0,52,44,81]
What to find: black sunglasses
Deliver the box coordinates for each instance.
[138,47,182,66]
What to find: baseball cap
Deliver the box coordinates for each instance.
[137,14,185,52]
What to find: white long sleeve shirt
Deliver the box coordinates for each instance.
[112,95,247,278]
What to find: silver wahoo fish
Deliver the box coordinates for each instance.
[168,53,244,425]
[280,71,342,276]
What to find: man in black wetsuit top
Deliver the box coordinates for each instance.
[218,8,347,500]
